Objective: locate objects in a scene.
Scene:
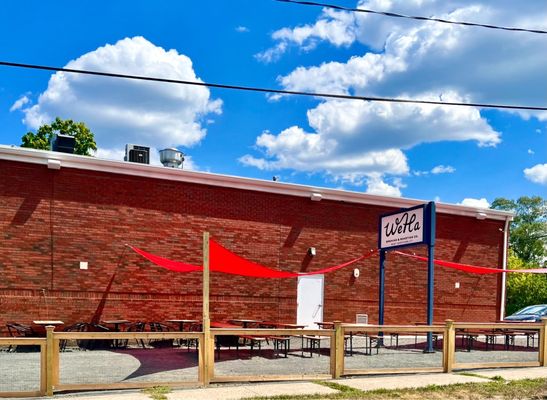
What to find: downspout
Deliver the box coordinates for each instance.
[499,216,512,320]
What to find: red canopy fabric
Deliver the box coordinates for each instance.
[208,239,298,278]
[129,240,377,278]
[394,251,547,274]
[129,245,201,273]
[209,239,376,277]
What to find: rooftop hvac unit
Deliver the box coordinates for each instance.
[356,313,368,324]
[51,134,75,154]
[124,144,150,164]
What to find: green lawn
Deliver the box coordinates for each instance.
[244,377,547,400]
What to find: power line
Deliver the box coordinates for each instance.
[1,61,546,111]
[276,0,547,35]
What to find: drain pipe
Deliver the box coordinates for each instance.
[499,216,512,320]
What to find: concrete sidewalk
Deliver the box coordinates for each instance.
[50,367,547,400]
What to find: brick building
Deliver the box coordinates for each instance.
[0,146,513,335]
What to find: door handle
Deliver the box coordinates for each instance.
[312,304,322,318]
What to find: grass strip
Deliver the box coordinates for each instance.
[243,378,547,399]
[143,385,172,400]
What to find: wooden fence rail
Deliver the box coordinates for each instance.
[1,318,546,397]
[0,337,46,398]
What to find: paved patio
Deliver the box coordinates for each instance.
[0,334,539,393]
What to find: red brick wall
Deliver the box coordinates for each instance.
[0,160,505,335]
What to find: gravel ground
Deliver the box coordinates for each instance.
[0,334,539,393]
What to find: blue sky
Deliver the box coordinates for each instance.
[1,0,545,207]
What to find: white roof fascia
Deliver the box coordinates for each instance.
[0,145,514,222]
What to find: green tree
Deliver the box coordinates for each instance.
[505,252,547,315]
[491,196,547,266]
[21,117,97,156]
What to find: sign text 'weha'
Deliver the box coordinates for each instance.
[379,206,425,250]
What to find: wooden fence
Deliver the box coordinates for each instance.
[1,319,546,397]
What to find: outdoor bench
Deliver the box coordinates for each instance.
[300,335,330,357]
[271,336,291,358]
[238,335,269,356]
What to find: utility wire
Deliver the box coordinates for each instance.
[1,61,546,111]
[276,0,547,35]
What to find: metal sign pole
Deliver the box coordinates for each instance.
[378,249,386,346]
[425,202,436,353]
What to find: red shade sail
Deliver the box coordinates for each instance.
[129,239,377,278]
[394,251,547,274]
[129,245,201,273]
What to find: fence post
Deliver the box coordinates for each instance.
[198,333,205,384]
[202,231,211,385]
[208,331,215,382]
[540,318,547,366]
[443,319,455,373]
[52,332,60,387]
[45,326,54,396]
[332,321,344,379]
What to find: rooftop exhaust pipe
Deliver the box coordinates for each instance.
[159,148,184,169]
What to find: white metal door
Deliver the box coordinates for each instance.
[297,275,324,329]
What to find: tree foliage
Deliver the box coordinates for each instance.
[491,196,547,266]
[21,117,97,156]
[505,252,547,315]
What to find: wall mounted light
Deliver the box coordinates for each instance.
[353,268,360,278]
[310,193,322,201]
[308,247,316,256]
[47,159,61,170]
[476,212,487,220]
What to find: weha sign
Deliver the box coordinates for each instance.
[379,204,429,250]
[377,201,436,352]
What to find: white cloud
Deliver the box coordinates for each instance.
[365,175,403,197]
[9,95,29,112]
[308,94,500,149]
[240,124,409,185]
[181,155,198,171]
[431,165,455,174]
[241,93,496,187]
[21,36,222,158]
[271,1,547,111]
[414,165,456,176]
[244,0,547,190]
[256,8,356,62]
[459,198,490,209]
[235,26,249,33]
[528,149,535,155]
[95,147,125,162]
[524,163,547,185]
[238,154,273,170]
[255,42,288,63]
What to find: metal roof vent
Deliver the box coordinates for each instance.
[159,148,184,169]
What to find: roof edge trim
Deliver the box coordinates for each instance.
[0,145,514,221]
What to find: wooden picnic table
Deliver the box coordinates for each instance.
[229,319,260,328]
[166,319,198,332]
[259,322,307,329]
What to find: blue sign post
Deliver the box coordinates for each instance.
[378,201,436,352]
